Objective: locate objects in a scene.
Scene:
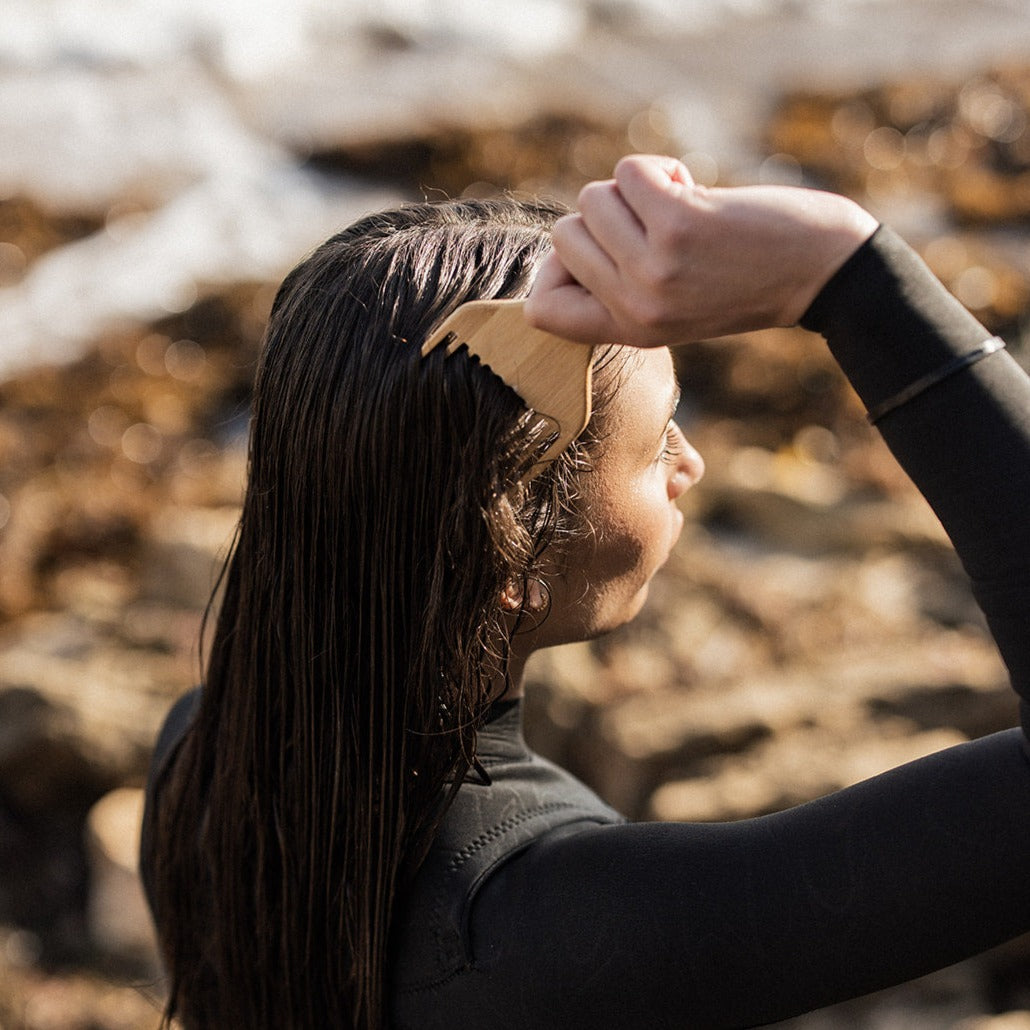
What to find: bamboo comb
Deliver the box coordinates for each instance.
[421,299,594,477]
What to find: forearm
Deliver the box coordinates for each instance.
[801,227,1030,712]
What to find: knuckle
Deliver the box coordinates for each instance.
[614,154,645,182]
[549,214,579,246]
[653,218,691,253]
[639,255,678,294]
[576,180,615,214]
[624,292,668,331]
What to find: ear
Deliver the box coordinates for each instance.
[500,577,547,613]
[500,583,523,611]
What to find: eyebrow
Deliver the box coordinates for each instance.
[653,379,682,449]
[668,382,682,421]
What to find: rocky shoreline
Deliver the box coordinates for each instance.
[3,42,1030,1030]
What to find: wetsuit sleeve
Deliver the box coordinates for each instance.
[446,228,1030,1029]
[802,227,1030,725]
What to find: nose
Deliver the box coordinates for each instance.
[668,428,705,500]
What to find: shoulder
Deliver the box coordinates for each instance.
[391,723,623,1002]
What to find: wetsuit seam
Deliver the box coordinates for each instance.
[446,800,584,872]
[400,803,609,995]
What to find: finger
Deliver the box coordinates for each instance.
[524,281,619,347]
[575,179,648,266]
[614,154,696,230]
[526,249,618,345]
[616,153,695,192]
[528,248,578,295]
[548,213,621,300]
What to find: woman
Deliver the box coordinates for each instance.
[142,160,1030,1029]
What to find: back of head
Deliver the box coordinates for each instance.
[145,198,611,1029]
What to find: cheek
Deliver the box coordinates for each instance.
[586,485,679,599]
[590,516,648,586]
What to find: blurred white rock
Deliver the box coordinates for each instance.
[85,787,159,967]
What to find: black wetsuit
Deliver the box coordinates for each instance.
[143,228,1030,1029]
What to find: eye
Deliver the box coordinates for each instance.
[658,421,684,465]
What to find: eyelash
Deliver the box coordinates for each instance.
[658,422,683,465]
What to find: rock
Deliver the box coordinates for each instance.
[0,610,192,966]
[0,197,103,286]
[650,725,967,822]
[771,960,988,1028]
[0,167,403,381]
[0,610,196,808]
[527,597,1008,821]
[0,684,118,814]
[141,504,241,610]
[85,788,159,969]
[0,950,162,1030]
[2,16,1030,1027]
[957,1014,1030,1030]
[767,72,1030,333]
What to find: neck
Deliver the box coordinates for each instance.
[490,651,526,702]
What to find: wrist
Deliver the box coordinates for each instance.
[784,196,878,325]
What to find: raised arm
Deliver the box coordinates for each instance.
[802,224,1030,740]
[449,157,1030,1029]
[528,152,1030,731]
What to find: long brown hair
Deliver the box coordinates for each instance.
[144,198,617,1028]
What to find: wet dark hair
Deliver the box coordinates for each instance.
[144,198,620,1028]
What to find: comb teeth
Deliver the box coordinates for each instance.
[421,299,593,476]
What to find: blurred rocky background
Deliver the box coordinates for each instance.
[3,0,1030,1026]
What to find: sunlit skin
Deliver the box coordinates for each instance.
[501,347,704,698]
[523,154,878,350]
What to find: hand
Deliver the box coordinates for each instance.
[524,154,879,348]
